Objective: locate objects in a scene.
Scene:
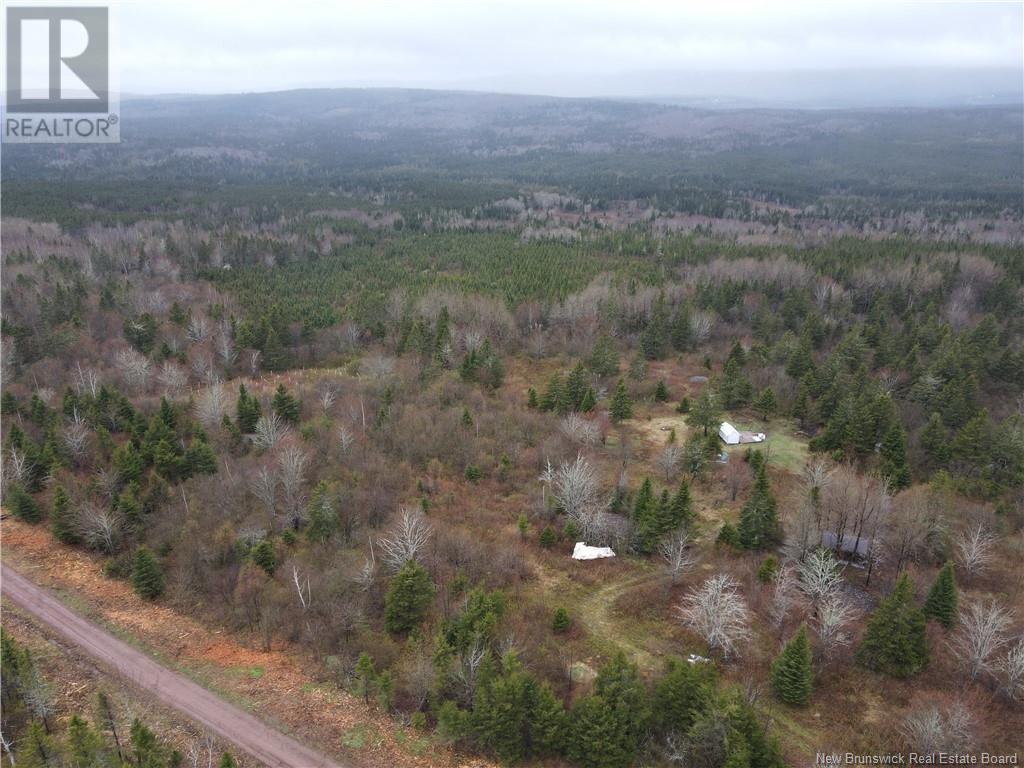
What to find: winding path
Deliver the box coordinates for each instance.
[1,564,345,768]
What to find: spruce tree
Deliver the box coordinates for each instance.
[771,625,813,706]
[131,546,165,600]
[923,562,958,629]
[218,754,237,768]
[669,480,693,529]
[526,388,538,409]
[856,574,928,677]
[920,412,949,466]
[653,657,716,737]
[580,387,597,413]
[252,539,277,575]
[588,334,620,378]
[262,326,289,372]
[879,420,911,490]
[609,379,632,423]
[306,481,338,543]
[8,485,42,523]
[738,463,780,550]
[654,380,669,402]
[236,384,260,433]
[384,560,434,635]
[687,387,721,436]
[50,486,78,544]
[754,387,777,420]
[272,384,301,424]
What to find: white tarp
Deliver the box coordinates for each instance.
[719,421,741,445]
[572,542,616,560]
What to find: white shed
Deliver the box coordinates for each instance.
[571,542,616,560]
[719,422,741,445]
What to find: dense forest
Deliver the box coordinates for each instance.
[1,89,1022,768]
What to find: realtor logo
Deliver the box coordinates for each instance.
[3,5,118,142]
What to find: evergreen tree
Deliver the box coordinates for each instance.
[552,607,571,633]
[8,485,42,523]
[738,463,780,550]
[588,334,620,378]
[687,387,722,436]
[306,481,339,543]
[856,574,929,677]
[879,420,911,489]
[920,412,949,466]
[354,652,376,702]
[669,480,694,529]
[236,384,261,433]
[526,388,538,409]
[131,546,165,600]
[272,384,301,424]
[923,562,958,629]
[66,715,103,767]
[641,295,670,360]
[654,380,670,402]
[184,439,218,477]
[771,625,813,706]
[219,754,237,768]
[262,326,289,372]
[384,560,434,635]
[719,358,753,409]
[652,657,716,738]
[540,373,566,413]
[753,387,777,421]
[609,379,632,423]
[565,363,588,411]
[252,539,277,575]
[50,485,78,544]
[580,387,597,413]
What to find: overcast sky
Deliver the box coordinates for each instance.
[113,0,1022,97]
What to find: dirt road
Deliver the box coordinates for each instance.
[1,564,345,768]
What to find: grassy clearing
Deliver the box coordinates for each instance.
[723,417,809,474]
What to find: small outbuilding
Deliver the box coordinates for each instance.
[719,422,766,445]
[572,542,616,560]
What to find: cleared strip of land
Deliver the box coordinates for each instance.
[1,563,345,768]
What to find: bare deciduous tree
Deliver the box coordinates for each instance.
[318,383,338,415]
[248,349,261,376]
[249,467,278,517]
[796,548,844,615]
[62,411,91,466]
[194,385,229,429]
[769,565,802,631]
[277,445,309,529]
[656,444,683,483]
[997,638,1024,702]
[77,503,123,553]
[955,524,996,579]
[675,574,752,660]
[689,311,714,346]
[660,529,698,585]
[560,414,601,447]
[187,315,210,344]
[337,424,355,455]
[253,413,291,451]
[541,454,608,541]
[215,327,237,369]
[378,506,432,572]
[157,360,188,395]
[901,701,974,754]
[951,599,1013,680]
[816,595,857,659]
[74,361,101,397]
[115,347,151,391]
